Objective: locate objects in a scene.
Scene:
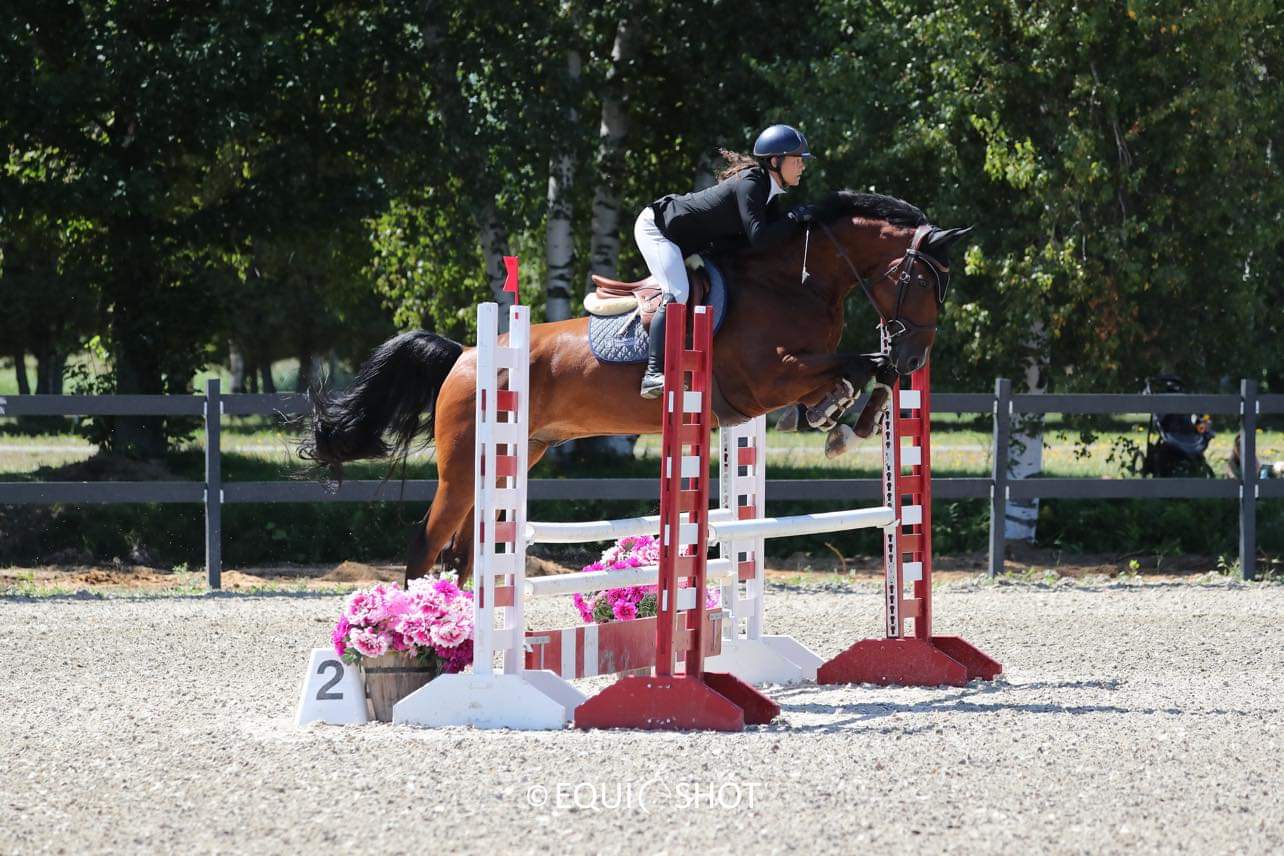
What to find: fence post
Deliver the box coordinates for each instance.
[989,378,1011,577]
[205,378,223,589]
[1240,379,1258,581]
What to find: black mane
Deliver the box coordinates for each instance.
[812,190,928,227]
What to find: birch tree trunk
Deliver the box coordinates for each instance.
[475,201,515,332]
[1006,321,1046,542]
[545,45,581,322]
[586,15,639,290]
[563,13,640,460]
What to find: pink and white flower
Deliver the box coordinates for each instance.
[331,574,475,674]
[430,612,472,649]
[349,627,392,658]
[574,534,715,625]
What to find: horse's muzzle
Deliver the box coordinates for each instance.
[890,340,932,376]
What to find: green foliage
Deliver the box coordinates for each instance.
[366,194,491,341]
[771,0,1284,391]
[7,0,1282,409]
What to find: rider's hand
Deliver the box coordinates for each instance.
[788,204,817,226]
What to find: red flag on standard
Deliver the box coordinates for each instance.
[503,256,519,303]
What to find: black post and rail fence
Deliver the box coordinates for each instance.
[1,379,1279,587]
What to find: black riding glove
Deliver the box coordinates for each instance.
[788,204,817,226]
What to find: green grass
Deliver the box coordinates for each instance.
[4,419,1280,479]
[0,354,313,396]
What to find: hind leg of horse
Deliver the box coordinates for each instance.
[407,439,552,585]
[438,513,473,576]
[406,461,474,584]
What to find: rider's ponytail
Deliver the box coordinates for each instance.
[715,148,760,182]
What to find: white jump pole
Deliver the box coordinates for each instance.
[525,508,738,544]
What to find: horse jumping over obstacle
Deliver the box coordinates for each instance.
[391,300,1000,732]
[299,191,972,583]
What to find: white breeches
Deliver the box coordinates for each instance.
[633,206,690,303]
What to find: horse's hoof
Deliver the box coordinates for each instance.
[775,405,801,432]
[825,424,858,459]
[874,362,898,387]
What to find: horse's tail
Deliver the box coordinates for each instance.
[299,331,464,480]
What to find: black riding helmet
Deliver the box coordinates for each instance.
[753,124,813,173]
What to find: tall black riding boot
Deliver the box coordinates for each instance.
[639,299,671,399]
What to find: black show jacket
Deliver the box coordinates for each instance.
[650,166,799,257]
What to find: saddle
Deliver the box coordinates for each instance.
[586,260,711,327]
[584,255,728,365]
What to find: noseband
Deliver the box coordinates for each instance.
[814,222,951,345]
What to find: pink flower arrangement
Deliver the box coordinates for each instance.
[574,534,719,624]
[333,574,474,676]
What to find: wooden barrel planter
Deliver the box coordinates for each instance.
[362,653,436,721]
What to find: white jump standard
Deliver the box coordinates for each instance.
[393,303,586,729]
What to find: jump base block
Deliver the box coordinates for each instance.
[817,636,1002,687]
[574,672,780,732]
[704,635,823,685]
[392,671,584,730]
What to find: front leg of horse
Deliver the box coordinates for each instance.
[849,360,897,438]
[770,349,873,405]
[792,352,881,430]
[780,352,889,459]
[823,359,898,458]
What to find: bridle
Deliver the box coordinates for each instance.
[811,222,951,345]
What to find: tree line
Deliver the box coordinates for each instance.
[2,0,1281,458]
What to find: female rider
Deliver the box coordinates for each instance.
[633,124,815,397]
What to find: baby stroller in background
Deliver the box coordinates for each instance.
[1141,375,1215,477]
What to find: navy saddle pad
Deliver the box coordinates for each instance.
[586,257,729,364]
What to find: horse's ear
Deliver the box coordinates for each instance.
[926,225,974,255]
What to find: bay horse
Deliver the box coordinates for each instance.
[300,191,971,581]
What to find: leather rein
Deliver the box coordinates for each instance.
[808,221,951,344]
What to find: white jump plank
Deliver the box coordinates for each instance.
[525,509,737,544]
[525,558,734,598]
[709,506,894,542]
